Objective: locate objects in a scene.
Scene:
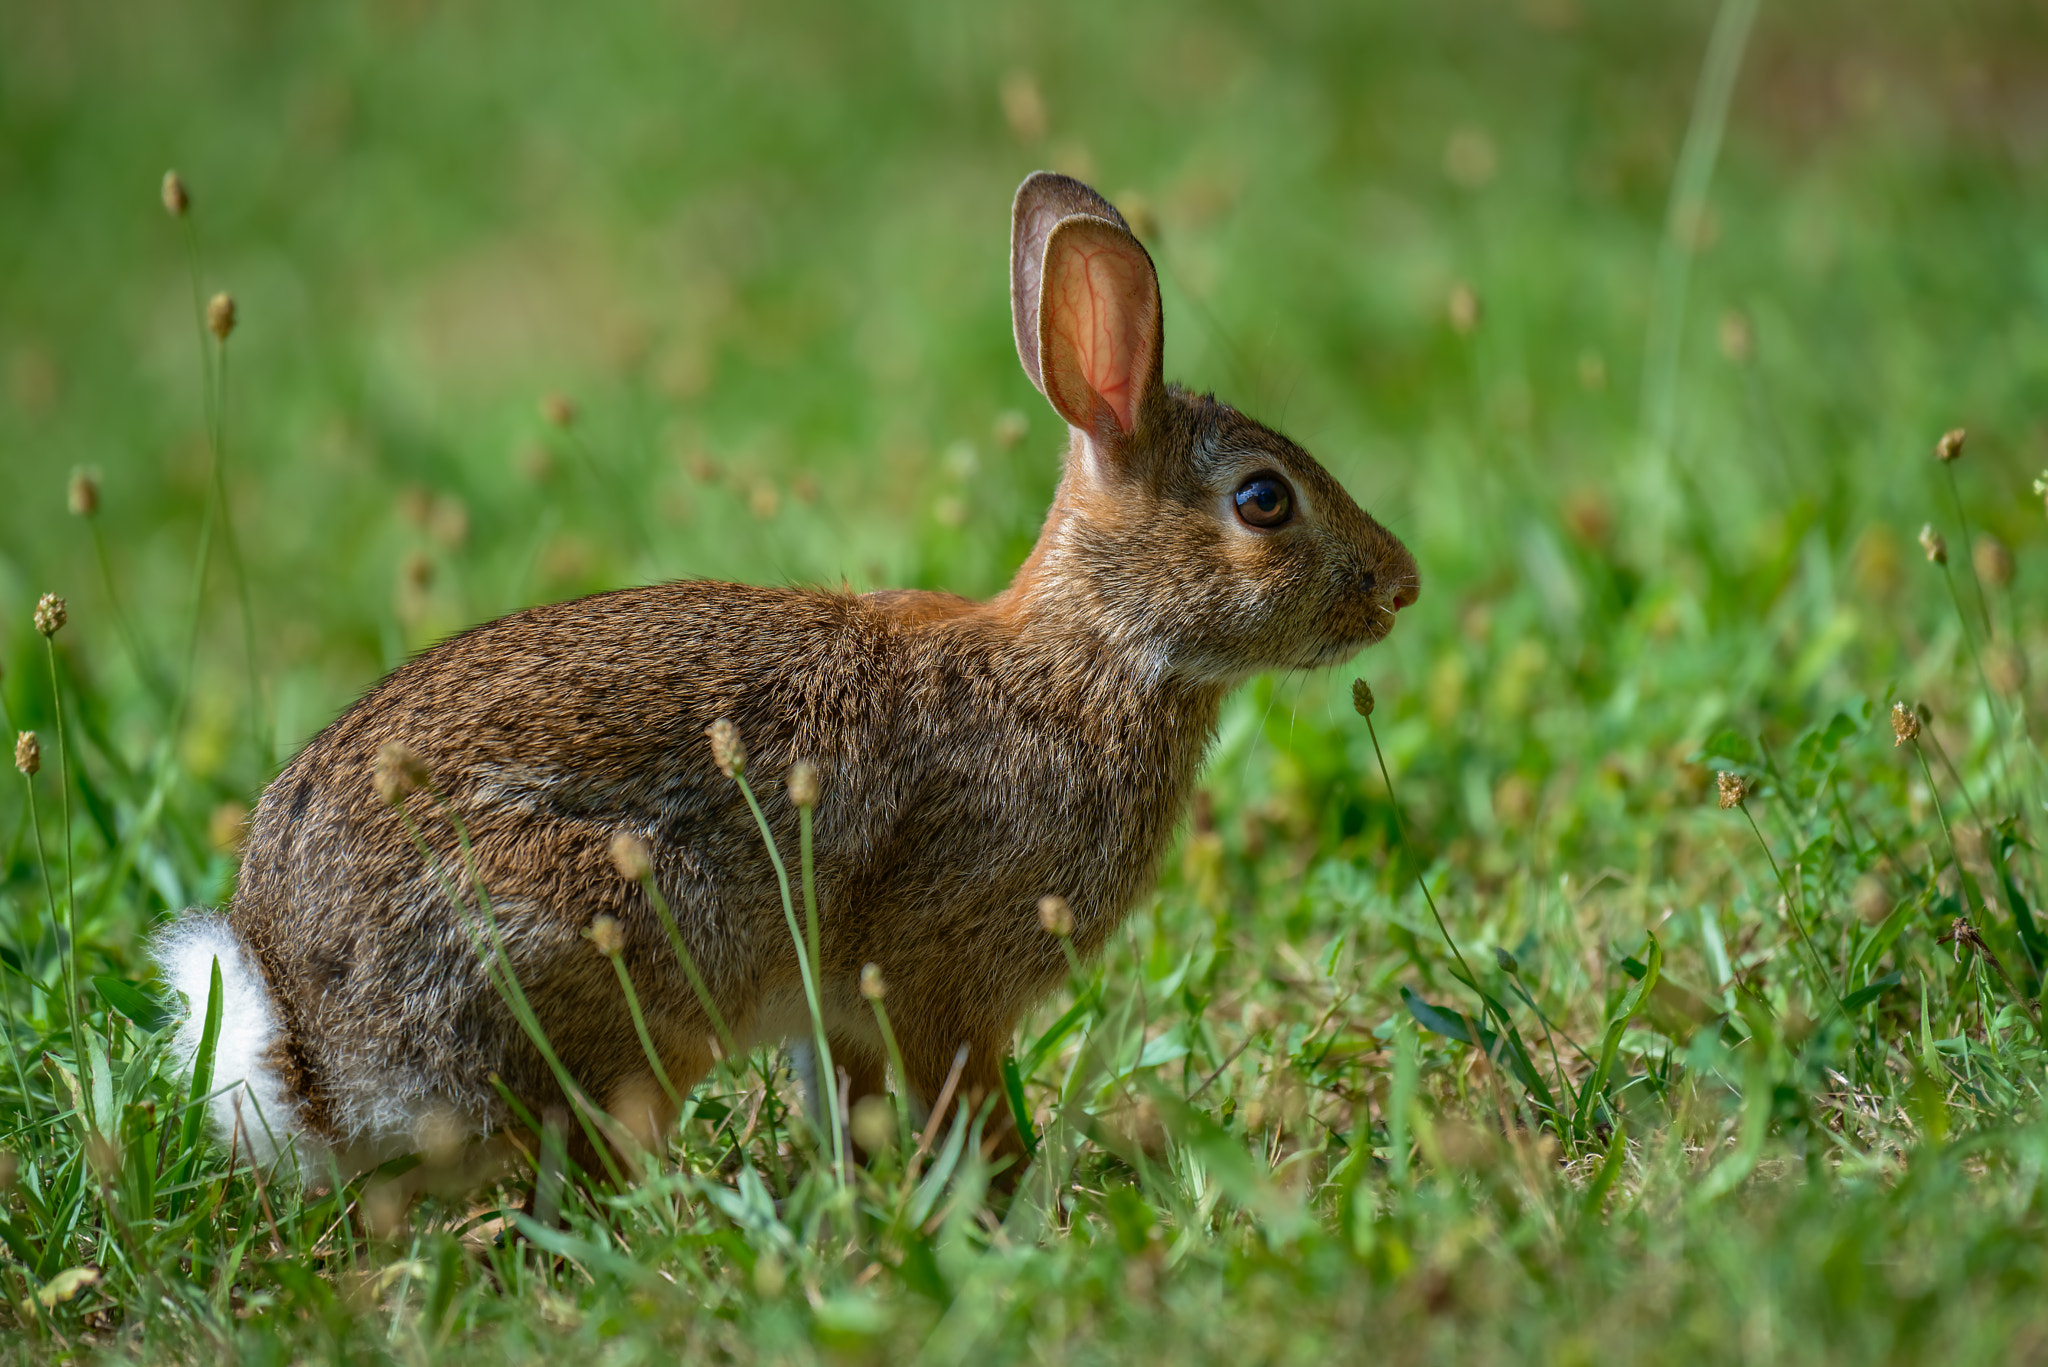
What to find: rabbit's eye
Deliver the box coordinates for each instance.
[1233,475,1294,529]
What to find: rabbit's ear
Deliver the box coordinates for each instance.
[1010,172,1132,395]
[1035,214,1163,442]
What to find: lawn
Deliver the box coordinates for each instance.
[5,0,2048,1360]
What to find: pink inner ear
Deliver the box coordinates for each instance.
[1044,231,1155,435]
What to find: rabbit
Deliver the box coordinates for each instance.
[156,171,1419,1186]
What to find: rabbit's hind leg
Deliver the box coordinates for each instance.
[792,1036,888,1166]
[605,1038,716,1167]
[543,1045,712,1205]
[829,1033,891,1165]
[901,1028,1027,1191]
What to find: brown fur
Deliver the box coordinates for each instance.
[215,172,1419,1179]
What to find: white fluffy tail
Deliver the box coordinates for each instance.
[154,916,317,1176]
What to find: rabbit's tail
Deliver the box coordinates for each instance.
[154,915,321,1178]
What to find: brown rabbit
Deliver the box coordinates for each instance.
[156,172,1418,1183]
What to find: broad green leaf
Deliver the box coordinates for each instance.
[1842,971,1903,1013]
[1849,902,1914,985]
[1135,1022,1192,1070]
[1695,729,1758,768]
[1400,987,1557,1116]
[1402,987,1481,1046]
[94,976,169,1033]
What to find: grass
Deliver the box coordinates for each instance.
[7,0,2048,1359]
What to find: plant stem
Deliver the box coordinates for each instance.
[1740,805,1847,1017]
[733,772,844,1178]
[865,993,911,1151]
[1919,722,1985,829]
[798,797,845,1182]
[208,338,269,772]
[637,873,738,1063]
[1943,462,1994,637]
[1939,561,2013,807]
[1636,0,1760,542]
[44,641,77,1024]
[20,776,67,1033]
[87,519,167,712]
[604,951,685,1115]
[1916,744,1984,915]
[169,461,218,749]
[168,213,217,753]
[1363,712,1482,1005]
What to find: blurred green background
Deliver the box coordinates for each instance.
[3,0,2047,904]
[11,2,2048,1357]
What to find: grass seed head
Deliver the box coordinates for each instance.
[992,409,1028,450]
[850,1094,895,1154]
[361,1182,409,1244]
[1351,677,1375,717]
[541,393,577,429]
[207,292,237,341]
[787,760,819,808]
[1000,70,1047,145]
[160,170,189,217]
[1974,534,2015,588]
[1935,427,1966,463]
[1918,523,1947,565]
[753,1250,786,1299]
[705,718,745,778]
[371,741,430,805]
[586,915,624,958]
[67,469,99,517]
[402,550,433,593]
[14,731,39,777]
[1891,700,1921,746]
[1037,893,1074,937]
[1718,309,1753,363]
[609,831,652,882]
[33,593,67,638]
[1716,771,1750,809]
[1937,916,1990,964]
[1987,642,2028,696]
[860,962,885,999]
[1447,281,1481,335]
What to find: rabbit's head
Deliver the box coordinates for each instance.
[1001,172,1419,687]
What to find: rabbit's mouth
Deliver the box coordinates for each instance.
[1332,552,1419,654]
[1305,583,1410,664]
